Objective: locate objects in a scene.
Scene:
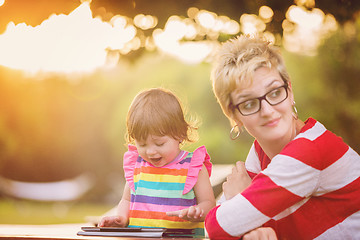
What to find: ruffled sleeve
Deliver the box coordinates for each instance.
[123,144,139,192]
[183,145,212,194]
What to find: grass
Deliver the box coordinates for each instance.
[0,198,113,225]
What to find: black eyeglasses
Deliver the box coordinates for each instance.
[234,84,289,116]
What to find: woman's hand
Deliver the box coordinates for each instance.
[223,161,252,200]
[243,227,278,240]
[98,215,128,227]
[166,205,204,222]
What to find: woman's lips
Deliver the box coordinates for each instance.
[263,118,280,127]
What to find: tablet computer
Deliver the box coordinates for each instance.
[77,226,195,238]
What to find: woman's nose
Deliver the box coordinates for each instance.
[259,99,274,115]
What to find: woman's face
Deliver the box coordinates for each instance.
[230,67,294,143]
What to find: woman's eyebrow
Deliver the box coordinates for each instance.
[232,92,253,105]
[233,79,283,103]
[266,79,282,88]
[236,92,252,100]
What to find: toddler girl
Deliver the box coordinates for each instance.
[99,88,215,237]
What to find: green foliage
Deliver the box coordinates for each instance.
[282,16,360,153]
[0,53,255,201]
[315,17,360,150]
[1,18,360,203]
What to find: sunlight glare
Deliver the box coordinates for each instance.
[259,6,273,23]
[0,0,4,7]
[196,10,217,29]
[111,15,127,28]
[134,14,158,30]
[284,5,337,55]
[183,19,198,39]
[163,16,187,40]
[153,20,214,64]
[295,0,315,8]
[240,14,266,35]
[221,18,240,35]
[187,7,199,19]
[0,2,136,74]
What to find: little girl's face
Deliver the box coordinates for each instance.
[135,135,181,167]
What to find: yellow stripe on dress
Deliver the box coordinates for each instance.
[134,173,187,183]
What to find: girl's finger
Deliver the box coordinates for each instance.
[166,210,182,217]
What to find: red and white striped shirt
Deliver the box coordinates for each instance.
[205,118,360,239]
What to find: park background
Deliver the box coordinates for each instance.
[0,0,359,224]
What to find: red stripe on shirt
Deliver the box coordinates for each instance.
[242,173,304,217]
[314,131,349,169]
[254,141,271,170]
[247,170,257,179]
[205,206,240,240]
[282,131,349,170]
[273,176,360,239]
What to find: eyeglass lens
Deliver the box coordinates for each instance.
[237,85,288,115]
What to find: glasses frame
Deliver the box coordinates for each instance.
[234,83,289,116]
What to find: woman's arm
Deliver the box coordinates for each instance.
[98,182,131,227]
[243,227,278,240]
[205,151,321,239]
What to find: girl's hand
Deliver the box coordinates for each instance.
[166,206,204,222]
[243,227,278,240]
[223,161,252,200]
[98,215,128,227]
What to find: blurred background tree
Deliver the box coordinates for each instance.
[0,0,359,205]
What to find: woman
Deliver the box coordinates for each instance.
[205,35,360,239]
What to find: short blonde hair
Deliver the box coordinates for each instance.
[211,35,290,122]
[126,88,196,143]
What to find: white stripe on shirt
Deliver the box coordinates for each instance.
[217,193,270,236]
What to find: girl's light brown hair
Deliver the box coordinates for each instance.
[126,88,196,144]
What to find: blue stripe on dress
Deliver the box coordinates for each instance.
[135,187,195,199]
[131,194,196,206]
[135,180,185,191]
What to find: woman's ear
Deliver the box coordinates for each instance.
[288,81,292,89]
[228,115,243,129]
[287,81,295,102]
[227,103,243,128]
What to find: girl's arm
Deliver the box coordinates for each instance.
[167,164,216,221]
[193,164,216,220]
[98,182,131,227]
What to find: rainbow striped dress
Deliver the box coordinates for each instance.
[123,145,212,236]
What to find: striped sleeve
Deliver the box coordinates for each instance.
[205,206,240,240]
[206,119,358,239]
[244,143,261,179]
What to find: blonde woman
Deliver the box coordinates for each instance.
[205,35,360,239]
